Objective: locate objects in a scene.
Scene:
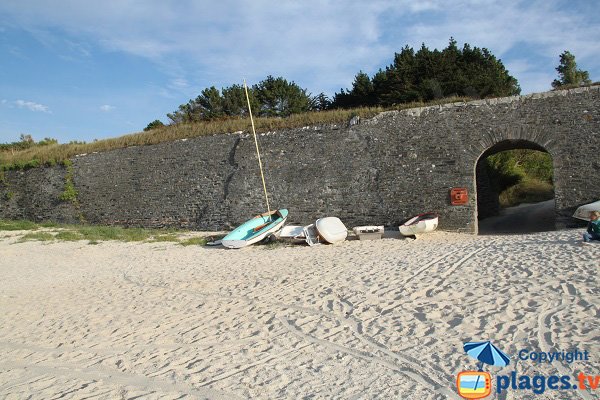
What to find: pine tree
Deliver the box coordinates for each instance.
[253,76,312,117]
[144,120,165,131]
[196,86,225,120]
[552,51,591,89]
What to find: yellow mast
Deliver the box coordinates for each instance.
[244,79,271,215]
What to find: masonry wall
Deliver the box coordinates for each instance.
[1,86,599,233]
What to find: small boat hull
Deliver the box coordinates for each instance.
[399,213,438,236]
[303,224,321,246]
[222,209,288,249]
[315,217,348,244]
[353,225,384,240]
[573,201,600,221]
[277,225,306,243]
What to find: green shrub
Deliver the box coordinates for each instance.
[55,231,85,241]
[19,232,55,242]
[485,149,554,208]
[59,162,78,203]
[179,237,207,246]
[0,219,40,231]
[3,218,210,246]
[498,178,554,208]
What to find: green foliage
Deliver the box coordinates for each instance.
[311,93,331,111]
[59,184,78,203]
[19,232,56,242]
[179,237,208,246]
[167,76,315,123]
[151,233,180,243]
[0,135,58,152]
[59,162,78,203]
[334,71,377,108]
[144,120,165,131]
[333,38,520,108]
[552,51,591,89]
[485,149,554,208]
[37,137,58,146]
[222,84,257,117]
[2,219,209,245]
[487,149,553,187]
[254,75,313,117]
[498,179,554,208]
[0,219,40,230]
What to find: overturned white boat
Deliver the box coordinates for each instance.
[315,217,348,244]
[399,213,438,236]
[573,201,600,221]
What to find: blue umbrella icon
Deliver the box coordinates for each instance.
[463,341,510,395]
[464,341,510,370]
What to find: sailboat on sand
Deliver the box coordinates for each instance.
[221,80,288,249]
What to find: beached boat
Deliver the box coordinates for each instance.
[353,225,385,240]
[222,209,288,249]
[573,201,600,221]
[222,81,289,250]
[399,212,438,236]
[315,217,348,244]
[277,225,306,243]
[303,224,321,246]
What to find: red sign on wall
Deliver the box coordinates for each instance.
[450,188,468,205]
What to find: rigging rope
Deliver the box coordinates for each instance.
[244,79,271,215]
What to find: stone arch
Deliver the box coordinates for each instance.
[474,138,556,234]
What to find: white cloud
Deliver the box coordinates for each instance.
[0,0,598,95]
[100,104,115,112]
[14,99,50,113]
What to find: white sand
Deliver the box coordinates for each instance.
[0,230,598,399]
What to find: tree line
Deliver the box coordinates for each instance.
[156,76,328,129]
[332,38,521,108]
[0,134,58,153]
[138,41,591,131]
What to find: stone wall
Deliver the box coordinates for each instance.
[1,86,599,233]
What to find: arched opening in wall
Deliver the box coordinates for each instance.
[476,140,556,234]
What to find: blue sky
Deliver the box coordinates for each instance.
[1,0,599,144]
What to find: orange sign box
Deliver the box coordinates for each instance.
[450,188,468,205]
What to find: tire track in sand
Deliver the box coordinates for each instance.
[279,317,460,399]
[536,284,593,400]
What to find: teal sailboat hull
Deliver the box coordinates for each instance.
[222,209,288,249]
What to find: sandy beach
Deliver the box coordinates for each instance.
[0,230,598,399]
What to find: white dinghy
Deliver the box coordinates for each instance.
[399,212,438,236]
[277,225,306,243]
[573,201,600,221]
[353,225,385,240]
[315,217,348,244]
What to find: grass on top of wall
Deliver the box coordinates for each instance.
[0,97,470,170]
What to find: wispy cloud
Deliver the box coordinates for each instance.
[0,0,598,95]
[99,104,115,112]
[14,99,51,113]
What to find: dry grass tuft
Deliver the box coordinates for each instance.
[1,97,470,169]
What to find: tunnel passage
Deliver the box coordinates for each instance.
[475,139,556,234]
